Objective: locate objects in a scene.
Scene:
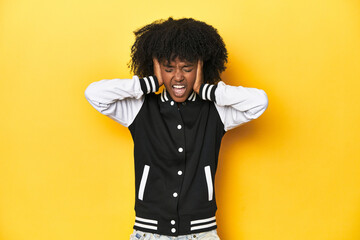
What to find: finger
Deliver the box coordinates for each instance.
[153,58,163,86]
[153,57,159,68]
[196,59,203,82]
[153,58,159,73]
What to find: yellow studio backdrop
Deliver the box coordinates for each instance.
[1,0,359,239]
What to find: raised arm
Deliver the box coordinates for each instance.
[194,60,268,131]
[84,75,159,127]
[199,81,268,131]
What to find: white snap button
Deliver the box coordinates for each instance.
[178,147,183,152]
[170,101,174,106]
[173,192,178,197]
[177,170,183,175]
[171,228,176,233]
[177,125,182,129]
[171,220,175,225]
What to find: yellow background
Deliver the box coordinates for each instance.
[1,0,360,239]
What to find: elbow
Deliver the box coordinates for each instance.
[84,84,102,109]
[245,90,269,120]
[84,83,97,101]
[256,90,269,117]
[259,90,269,111]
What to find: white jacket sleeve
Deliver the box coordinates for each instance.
[84,75,159,127]
[199,81,268,131]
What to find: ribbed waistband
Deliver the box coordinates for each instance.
[133,213,217,236]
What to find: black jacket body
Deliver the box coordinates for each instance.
[130,91,224,235]
[84,75,268,236]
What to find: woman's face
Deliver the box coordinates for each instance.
[160,57,197,103]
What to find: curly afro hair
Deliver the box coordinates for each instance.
[128,17,228,84]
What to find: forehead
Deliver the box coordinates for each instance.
[162,57,196,66]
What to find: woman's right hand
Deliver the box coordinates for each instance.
[153,58,164,87]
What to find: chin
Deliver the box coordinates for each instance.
[172,96,187,103]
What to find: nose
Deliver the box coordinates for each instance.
[173,68,184,81]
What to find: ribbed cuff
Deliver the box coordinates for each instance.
[139,76,160,94]
[199,83,217,102]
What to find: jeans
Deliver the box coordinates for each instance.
[130,229,220,240]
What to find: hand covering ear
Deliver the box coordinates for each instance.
[193,59,203,94]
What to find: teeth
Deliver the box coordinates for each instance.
[173,85,185,88]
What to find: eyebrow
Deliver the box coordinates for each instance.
[164,63,194,68]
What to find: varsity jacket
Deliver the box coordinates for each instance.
[84,75,268,236]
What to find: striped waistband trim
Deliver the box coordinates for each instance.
[135,216,158,230]
[134,215,217,233]
[190,216,216,231]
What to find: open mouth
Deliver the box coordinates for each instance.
[172,84,186,97]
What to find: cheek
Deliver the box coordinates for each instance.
[187,72,197,85]
[161,73,172,86]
